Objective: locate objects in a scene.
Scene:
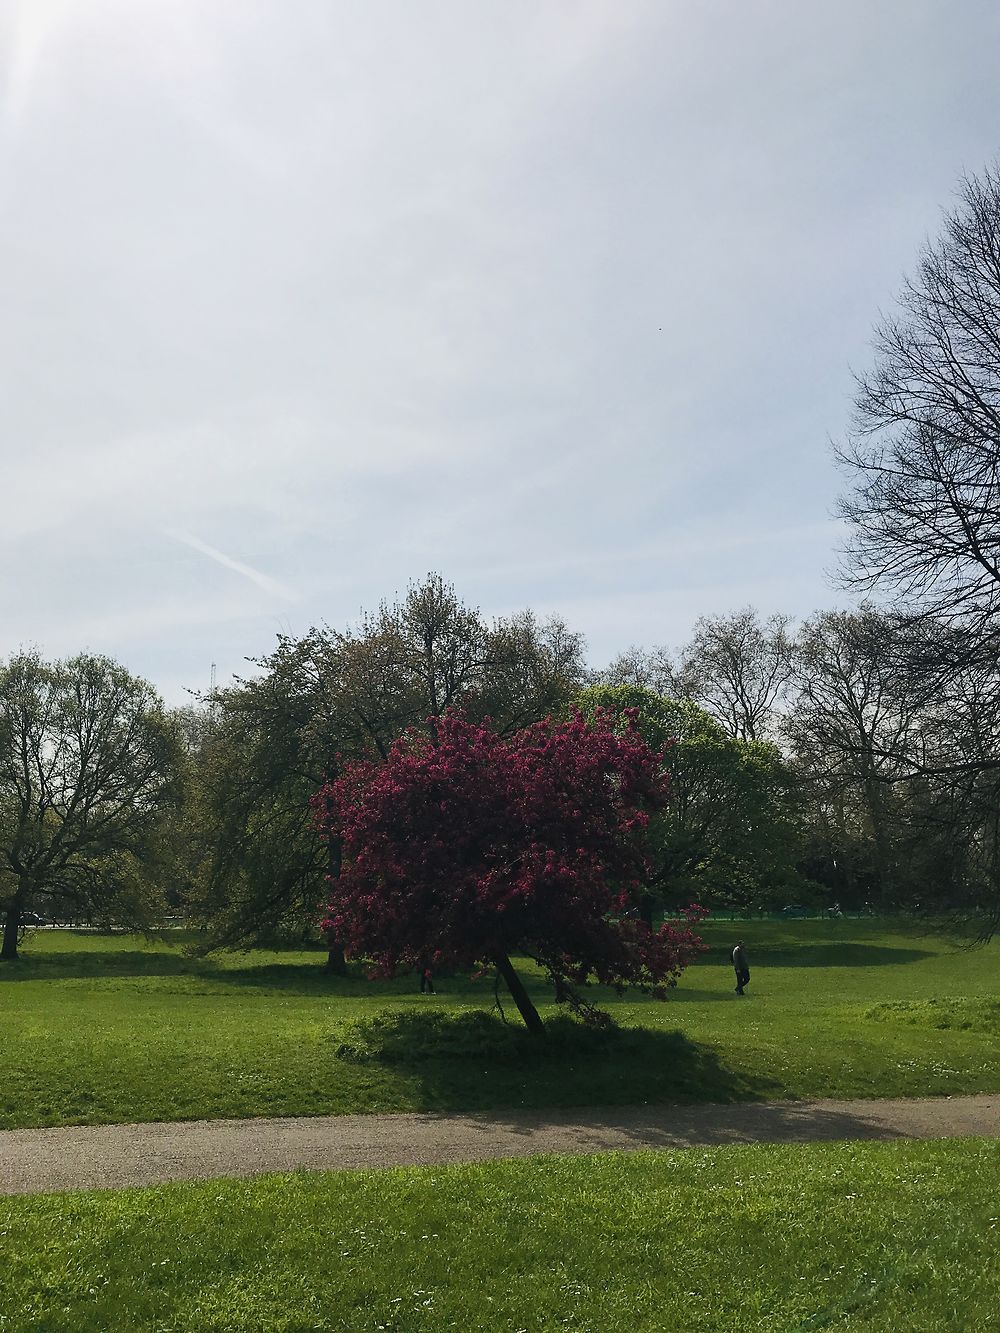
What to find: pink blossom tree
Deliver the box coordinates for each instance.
[314,711,706,1033]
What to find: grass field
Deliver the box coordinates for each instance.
[2,1137,997,1331]
[1,919,997,1130]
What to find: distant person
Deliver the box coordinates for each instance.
[419,963,435,994]
[732,941,750,996]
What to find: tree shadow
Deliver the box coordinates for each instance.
[0,945,211,983]
[0,945,512,1001]
[434,1097,919,1150]
[0,943,331,988]
[331,1009,780,1112]
[0,943,655,1007]
[699,943,935,969]
[0,948,401,994]
[3,937,934,1004]
[658,986,753,1004]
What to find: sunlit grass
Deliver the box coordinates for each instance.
[2,1137,997,1331]
[1,919,997,1129]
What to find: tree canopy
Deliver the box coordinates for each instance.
[314,711,705,1031]
[0,652,182,959]
[191,576,587,954]
[578,684,804,913]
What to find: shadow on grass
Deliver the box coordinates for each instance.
[445,1096,920,1148]
[2,946,728,1009]
[0,947,510,1004]
[0,945,208,982]
[654,987,750,1003]
[700,943,935,969]
[332,1008,780,1111]
[0,945,367,992]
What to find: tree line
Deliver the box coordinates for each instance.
[3,582,997,962]
[3,159,1000,962]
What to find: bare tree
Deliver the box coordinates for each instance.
[833,159,1000,922]
[838,162,1000,654]
[598,644,677,696]
[786,608,957,904]
[678,608,793,742]
[329,575,586,749]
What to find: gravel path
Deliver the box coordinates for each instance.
[2,1094,998,1196]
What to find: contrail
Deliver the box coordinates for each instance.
[164,528,297,602]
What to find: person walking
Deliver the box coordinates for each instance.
[732,940,750,995]
[419,963,435,994]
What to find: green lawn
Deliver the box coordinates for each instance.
[2,1138,997,1331]
[0,919,997,1130]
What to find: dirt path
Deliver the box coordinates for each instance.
[2,1094,998,1196]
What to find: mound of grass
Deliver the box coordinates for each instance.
[2,1138,998,1331]
[331,1007,759,1108]
[865,997,1000,1032]
[335,1008,623,1064]
[337,1007,523,1063]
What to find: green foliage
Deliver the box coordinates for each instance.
[577,684,806,909]
[185,634,338,952]
[0,652,182,957]
[188,579,588,951]
[2,1139,999,1331]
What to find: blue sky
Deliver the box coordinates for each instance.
[3,1,1000,701]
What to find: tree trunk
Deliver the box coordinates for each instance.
[493,951,545,1035]
[1,898,20,961]
[324,938,348,975]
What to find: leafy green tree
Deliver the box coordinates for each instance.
[187,633,347,965]
[190,576,587,959]
[577,684,804,915]
[0,652,182,960]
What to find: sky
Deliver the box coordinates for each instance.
[3,0,1000,704]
